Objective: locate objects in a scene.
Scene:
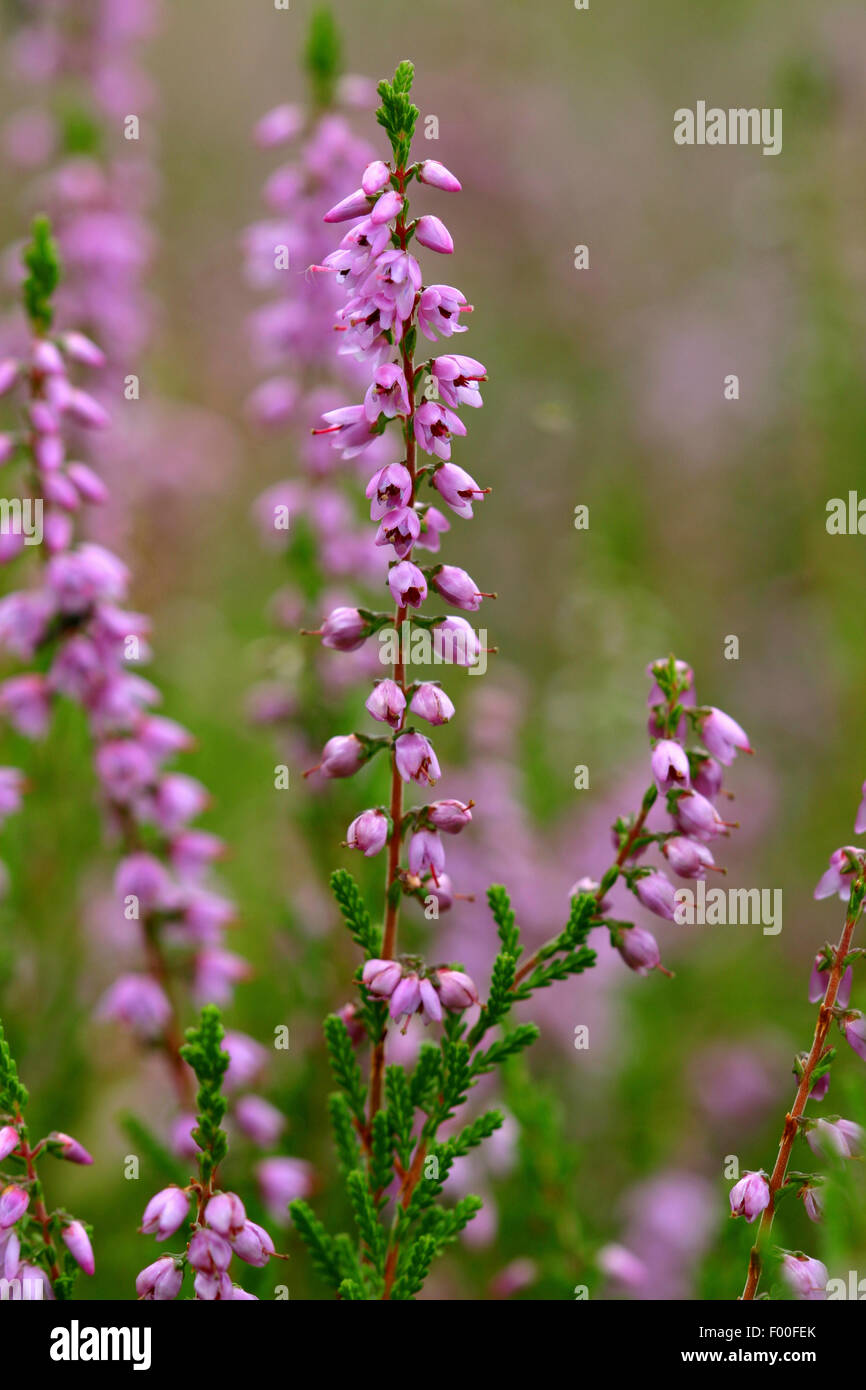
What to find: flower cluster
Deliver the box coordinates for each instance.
[599,656,751,975]
[0,222,301,1218]
[732,790,866,1300]
[304,61,489,981]
[0,1020,93,1298]
[136,1005,280,1300]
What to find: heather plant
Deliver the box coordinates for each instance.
[732,799,866,1300]
[0,220,296,1207]
[284,61,751,1299]
[135,1005,281,1300]
[0,1019,94,1299]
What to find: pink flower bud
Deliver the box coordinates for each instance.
[662,836,715,880]
[362,161,391,195]
[781,1253,827,1300]
[321,607,369,652]
[435,968,479,1011]
[62,1220,94,1275]
[409,682,455,725]
[650,739,690,791]
[0,1127,19,1162]
[136,1255,183,1300]
[616,925,660,976]
[234,1095,285,1149]
[347,808,389,857]
[388,560,427,608]
[699,707,753,766]
[371,189,403,225]
[729,1171,770,1222]
[634,870,677,920]
[140,1186,190,1240]
[432,462,485,518]
[807,1117,863,1159]
[49,1131,93,1165]
[319,734,366,778]
[415,214,454,255]
[324,188,370,223]
[366,680,406,730]
[408,828,445,881]
[808,954,851,1006]
[361,958,402,997]
[188,1227,232,1274]
[675,790,731,842]
[432,564,484,611]
[61,332,106,367]
[0,1185,27,1228]
[390,973,422,1020]
[432,615,481,667]
[426,799,473,833]
[845,1013,866,1062]
[692,755,723,799]
[417,160,462,193]
[395,731,441,786]
[232,1219,275,1267]
[205,1192,247,1238]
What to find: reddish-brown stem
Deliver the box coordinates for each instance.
[15,1110,61,1284]
[741,881,864,1300]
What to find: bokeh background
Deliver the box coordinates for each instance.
[1,0,865,1299]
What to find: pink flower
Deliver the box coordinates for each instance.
[347,808,389,857]
[231,1220,275,1267]
[409,683,455,725]
[362,161,391,195]
[388,560,427,608]
[431,355,486,409]
[808,954,851,1007]
[323,188,370,223]
[634,870,677,920]
[62,1221,94,1275]
[616,925,660,976]
[256,1157,314,1225]
[408,828,445,881]
[814,847,862,901]
[205,1192,247,1238]
[188,1227,232,1275]
[361,959,402,997]
[321,607,369,652]
[364,363,410,422]
[415,215,453,255]
[807,1118,862,1159]
[395,732,441,786]
[0,1185,28,1228]
[675,790,732,842]
[699,708,753,765]
[729,1171,770,1223]
[375,505,421,558]
[0,1127,19,1162]
[662,837,715,880]
[431,564,485,611]
[845,1013,866,1062]
[432,616,481,667]
[435,968,479,1011]
[48,1131,93,1165]
[136,1256,183,1300]
[318,734,366,778]
[418,284,470,340]
[432,462,485,518]
[414,400,466,460]
[650,739,690,791]
[366,680,406,729]
[97,975,172,1039]
[140,1186,190,1240]
[781,1253,827,1300]
[426,799,472,833]
[389,973,422,1021]
[366,463,412,519]
[417,160,462,193]
[234,1096,285,1149]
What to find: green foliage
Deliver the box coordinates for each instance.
[369,1108,394,1198]
[323,1013,366,1122]
[346,1168,386,1271]
[22,215,60,332]
[0,1018,28,1112]
[471,1023,540,1076]
[179,1004,229,1186]
[385,1065,414,1170]
[289,1199,346,1289]
[409,1042,441,1111]
[488,883,521,957]
[330,868,381,957]
[376,60,419,168]
[327,1092,360,1174]
[306,7,341,108]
